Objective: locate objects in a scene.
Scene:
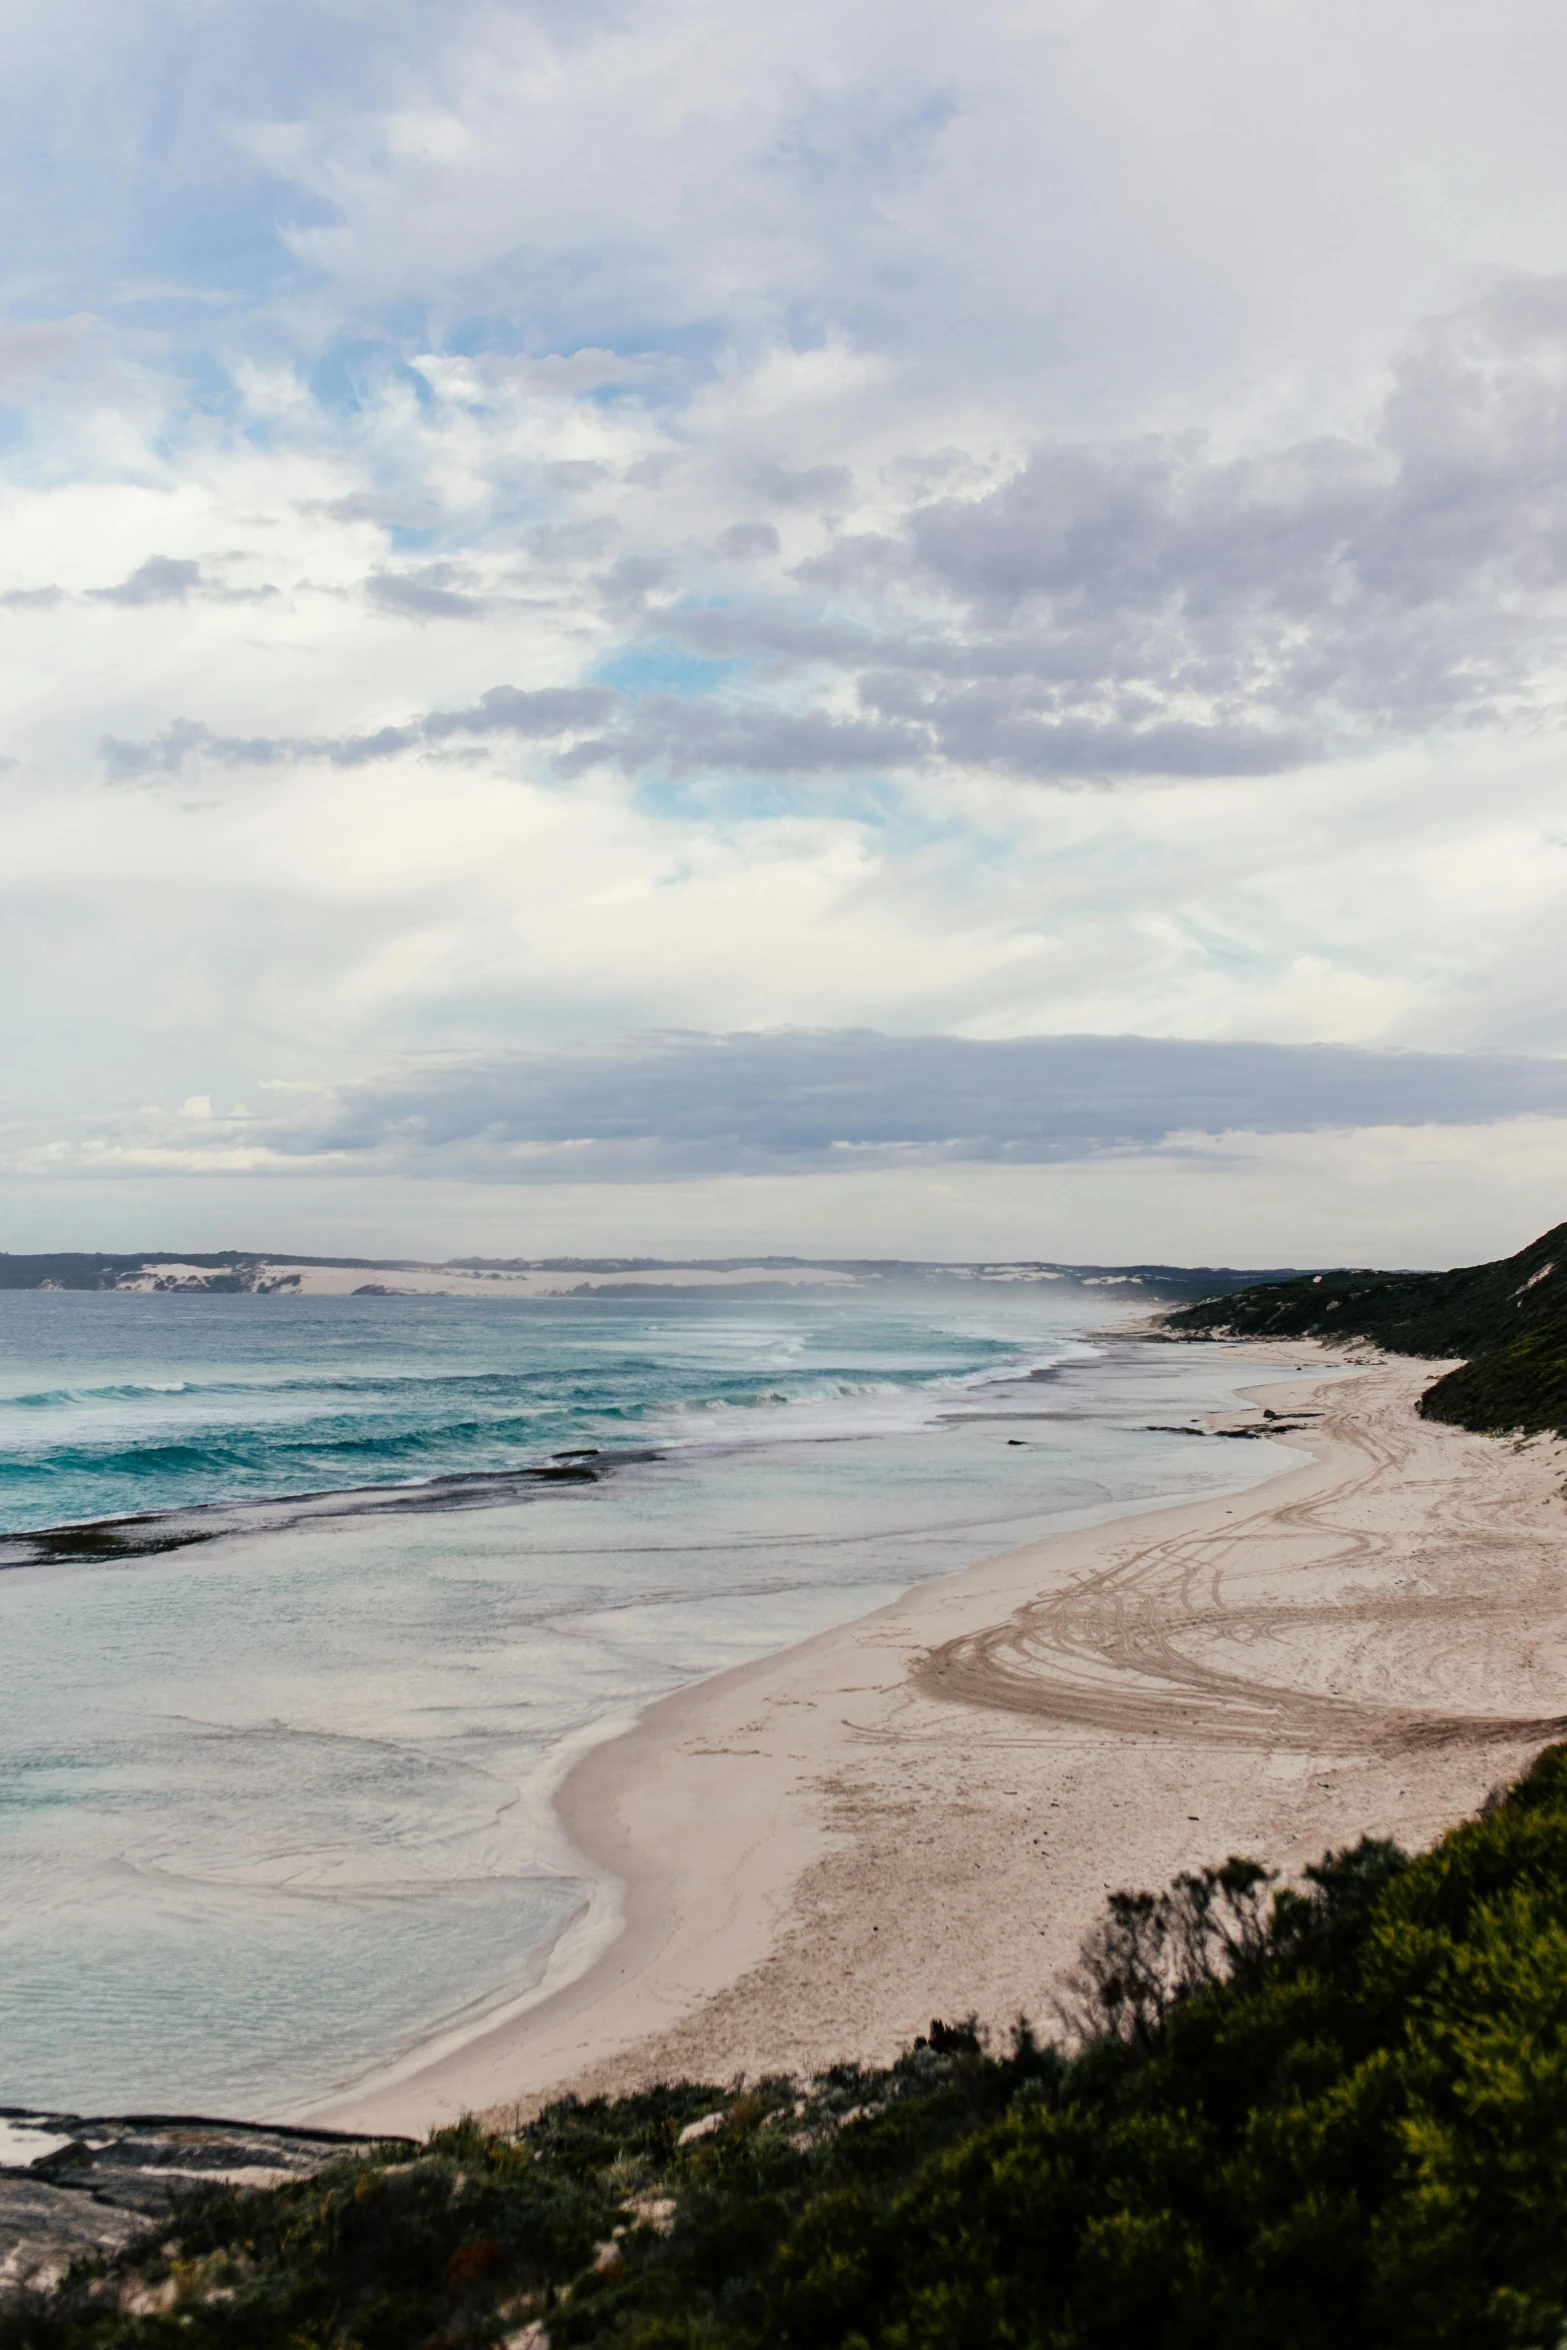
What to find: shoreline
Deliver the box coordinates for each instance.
[305,1343,1567,2137]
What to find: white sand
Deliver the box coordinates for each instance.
[307,1346,1567,2137]
[119,1261,861,1298]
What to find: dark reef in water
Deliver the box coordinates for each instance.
[0,1451,661,1571]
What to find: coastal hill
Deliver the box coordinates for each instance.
[1165,1217,1567,1438]
[0,1251,1299,1304]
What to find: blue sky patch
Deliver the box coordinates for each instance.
[595,644,747,698]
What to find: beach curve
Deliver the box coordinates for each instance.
[304,1345,1567,2137]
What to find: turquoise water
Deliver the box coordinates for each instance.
[0,1289,1302,2117]
[0,1289,1086,1546]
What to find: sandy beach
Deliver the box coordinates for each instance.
[309,1343,1567,2137]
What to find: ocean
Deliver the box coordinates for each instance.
[0,1286,1304,2118]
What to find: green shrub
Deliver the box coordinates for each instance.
[15,1750,1567,2350]
[1164,1218,1567,1438]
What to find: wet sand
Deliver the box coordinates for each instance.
[308,1346,1567,2136]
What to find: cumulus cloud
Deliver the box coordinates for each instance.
[888,291,1567,742]
[665,281,1567,778]
[79,281,1567,791]
[33,1029,1567,1185]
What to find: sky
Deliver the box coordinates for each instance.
[3,0,1567,1267]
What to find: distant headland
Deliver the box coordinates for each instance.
[0,1251,1301,1304]
[1169,1217,1567,1439]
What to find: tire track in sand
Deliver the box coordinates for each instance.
[915,1387,1567,1755]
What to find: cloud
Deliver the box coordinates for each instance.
[84,556,280,611]
[99,681,918,783]
[748,460,854,509]
[39,1029,1567,1185]
[303,1030,1567,1171]
[556,698,921,779]
[202,0,1567,446]
[365,564,490,620]
[423,684,622,740]
[90,555,203,606]
[80,281,1567,792]
[7,0,1567,1262]
[891,303,1567,743]
[688,281,1567,773]
[715,521,781,559]
[424,348,664,396]
[98,685,623,781]
[914,704,1310,781]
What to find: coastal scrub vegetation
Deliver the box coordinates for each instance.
[1164,1216,1567,1438]
[13,1746,1567,2348]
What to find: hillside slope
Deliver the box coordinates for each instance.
[1164,1219,1567,1436]
[12,1747,1567,2348]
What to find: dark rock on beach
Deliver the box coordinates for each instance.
[0,2112,398,2298]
